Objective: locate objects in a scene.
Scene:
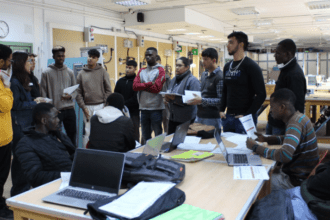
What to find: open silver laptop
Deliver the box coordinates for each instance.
[214,129,262,166]
[43,149,125,209]
[161,120,190,153]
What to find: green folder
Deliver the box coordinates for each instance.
[170,150,214,162]
[151,204,224,220]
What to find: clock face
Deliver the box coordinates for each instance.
[0,21,9,38]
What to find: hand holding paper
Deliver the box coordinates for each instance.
[63,84,79,95]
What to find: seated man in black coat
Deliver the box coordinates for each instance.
[89,93,136,152]
[15,103,75,188]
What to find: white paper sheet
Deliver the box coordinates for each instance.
[239,114,257,139]
[183,136,201,144]
[177,142,216,151]
[100,182,175,219]
[233,166,269,180]
[182,90,202,103]
[59,172,71,190]
[63,84,80,95]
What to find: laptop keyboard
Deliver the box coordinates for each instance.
[233,154,248,164]
[57,189,112,201]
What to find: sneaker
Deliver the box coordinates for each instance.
[0,207,13,220]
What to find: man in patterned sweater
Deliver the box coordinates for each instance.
[246,88,319,190]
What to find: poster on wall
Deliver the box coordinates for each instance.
[0,41,33,53]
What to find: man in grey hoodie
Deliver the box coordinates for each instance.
[40,46,77,146]
[133,47,166,142]
[76,49,112,147]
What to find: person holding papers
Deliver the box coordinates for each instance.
[40,46,77,146]
[246,89,319,190]
[187,48,223,130]
[165,57,200,134]
[76,49,112,148]
[220,31,266,134]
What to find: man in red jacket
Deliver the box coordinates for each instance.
[133,47,166,142]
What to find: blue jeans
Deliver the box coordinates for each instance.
[266,123,286,135]
[195,117,221,130]
[141,110,163,142]
[222,113,258,134]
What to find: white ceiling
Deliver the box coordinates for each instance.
[62,0,330,49]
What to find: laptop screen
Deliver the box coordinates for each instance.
[171,120,190,147]
[214,129,228,161]
[70,149,125,194]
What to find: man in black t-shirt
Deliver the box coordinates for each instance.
[220,31,266,134]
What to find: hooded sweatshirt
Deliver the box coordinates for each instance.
[89,106,136,152]
[133,63,166,110]
[76,64,112,110]
[40,64,76,110]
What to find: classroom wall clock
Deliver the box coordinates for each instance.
[0,21,9,38]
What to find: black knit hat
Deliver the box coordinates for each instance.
[106,93,125,110]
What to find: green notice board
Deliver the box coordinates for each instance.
[192,49,198,55]
[0,41,33,53]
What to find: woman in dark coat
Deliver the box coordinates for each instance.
[10,52,43,196]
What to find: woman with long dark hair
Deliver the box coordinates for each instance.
[10,51,44,196]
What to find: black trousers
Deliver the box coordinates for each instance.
[11,123,30,197]
[58,108,77,146]
[130,113,140,142]
[168,118,195,135]
[0,142,11,208]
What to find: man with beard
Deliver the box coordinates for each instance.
[220,31,266,134]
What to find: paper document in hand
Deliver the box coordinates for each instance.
[182,90,201,103]
[239,114,257,139]
[99,182,175,219]
[233,166,269,180]
[63,84,80,95]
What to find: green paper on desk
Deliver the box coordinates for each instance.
[170,150,214,162]
[151,204,224,220]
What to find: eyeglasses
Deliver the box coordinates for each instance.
[27,59,33,63]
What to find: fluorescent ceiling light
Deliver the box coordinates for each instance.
[307,1,330,10]
[167,29,187,32]
[254,19,273,26]
[185,33,201,35]
[231,7,259,15]
[208,39,223,41]
[114,0,150,7]
[198,35,215,38]
[314,16,330,22]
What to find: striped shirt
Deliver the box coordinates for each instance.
[255,112,319,185]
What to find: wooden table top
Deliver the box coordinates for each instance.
[7,135,279,220]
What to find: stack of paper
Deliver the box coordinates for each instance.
[171,150,214,162]
[151,204,224,220]
[100,182,175,219]
[233,166,269,180]
[177,142,216,151]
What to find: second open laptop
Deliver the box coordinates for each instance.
[42,149,125,209]
[214,129,262,166]
[160,120,190,153]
